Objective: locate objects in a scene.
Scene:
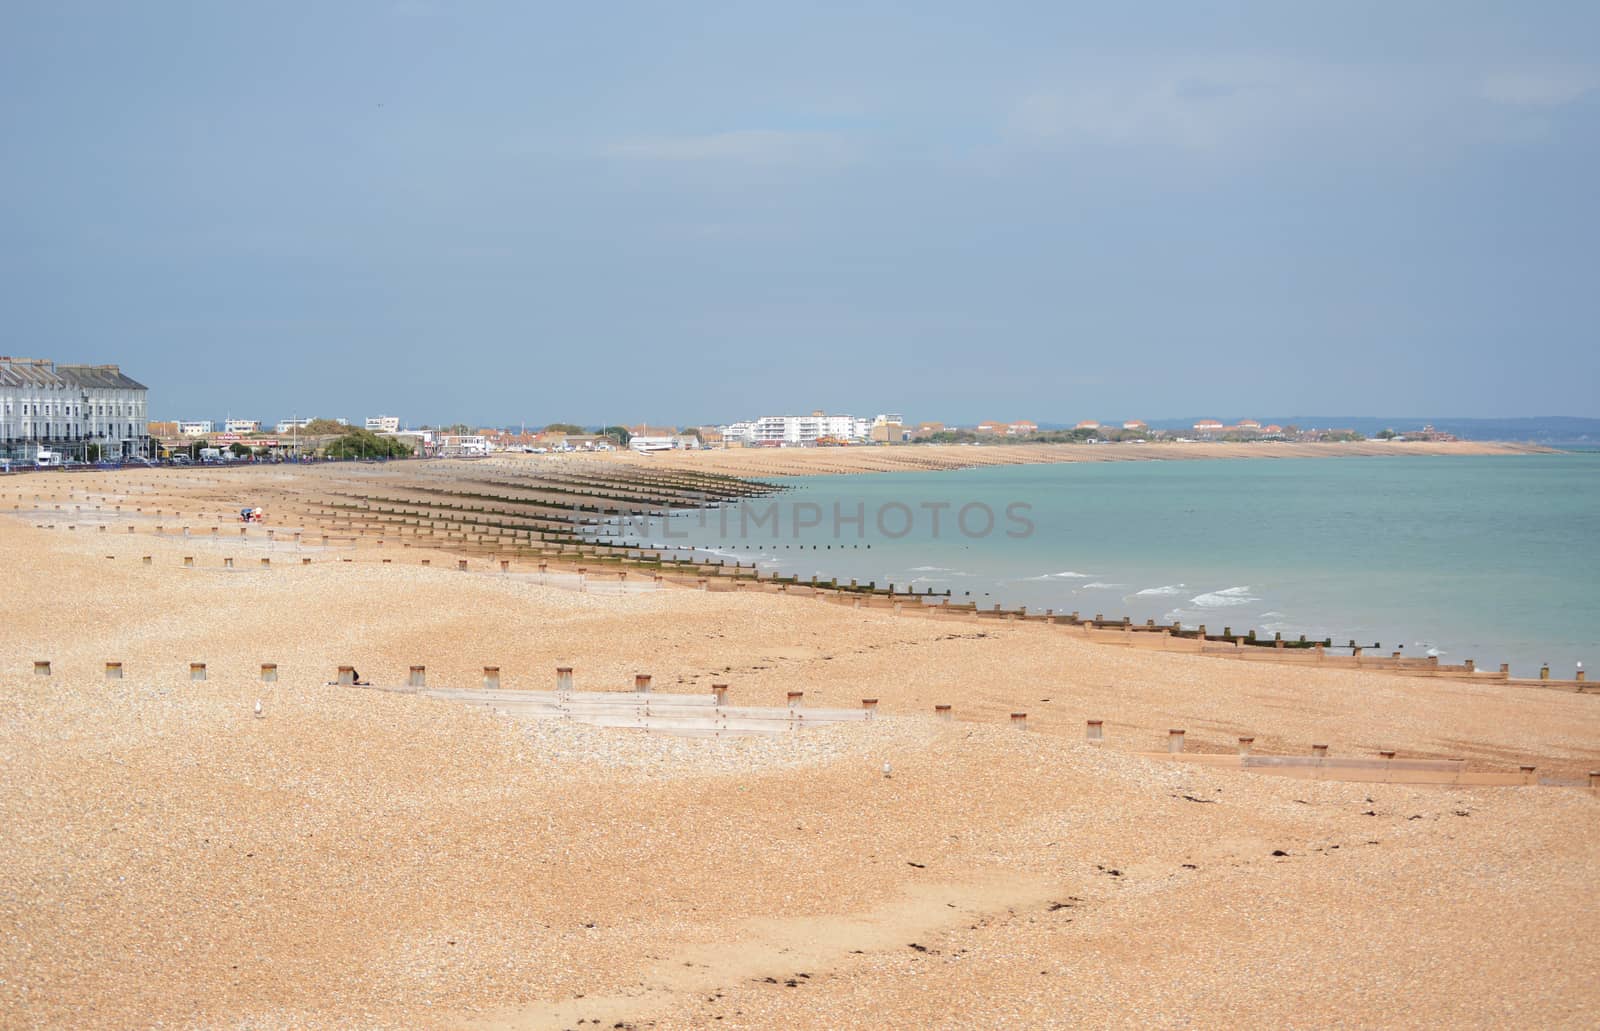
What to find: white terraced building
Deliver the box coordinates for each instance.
[722,413,873,446]
[0,356,150,461]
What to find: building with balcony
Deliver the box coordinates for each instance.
[0,356,150,460]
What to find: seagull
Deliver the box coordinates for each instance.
[882,761,892,778]
[253,699,264,719]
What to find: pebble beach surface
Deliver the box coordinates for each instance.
[2,480,1597,1029]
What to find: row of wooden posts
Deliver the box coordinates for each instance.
[23,658,1600,787]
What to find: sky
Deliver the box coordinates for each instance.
[2,2,1598,427]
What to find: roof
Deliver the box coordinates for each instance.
[0,358,146,391]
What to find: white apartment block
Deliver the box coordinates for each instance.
[0,356,150,458]
[366,415,400,433]
[178,421,213,436]
[724,413,874,446]
[275,418,312,434]
[224,419,261,434]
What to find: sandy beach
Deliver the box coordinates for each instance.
[591,439,1552,477]
[2,456,1596,1029]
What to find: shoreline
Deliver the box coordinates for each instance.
[3,448,1583,683]
[578,438,1556,478]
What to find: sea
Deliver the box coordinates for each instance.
[610,453,1599,678]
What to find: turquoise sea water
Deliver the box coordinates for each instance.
[627,454,1599,677]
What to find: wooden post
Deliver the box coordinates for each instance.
[1010,712,1028,730]
[337,665,355,686]
[409,665,426,688]
[1520,765,1537,785]
[1312,744,1329,758]
[261,663,277,683]
[33,660,51,676]
[787,691,804,710]
[935,704,953,721]
[1086,719,1103,743]
[711,683,729,705]
[556,666,574,693]
[861,698,879,718]
[1237,736,1254,756]
[105,661,122,680]
[190,662,207,682]
[1167,729,1185,753]
[634,674,652,693]
[483,666,500,689]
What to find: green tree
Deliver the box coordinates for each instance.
[299,418,349,435]
[599,425,632,445]
[323,428,415,459]
[544,422,584,434]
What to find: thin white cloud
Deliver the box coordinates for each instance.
[1005,57,1385,153]
[1480,68,1595,107]
[1004,57,1594,158]
[604,130,860,168]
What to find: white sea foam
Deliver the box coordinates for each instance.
[1082,582,1127,590]
[1135,584,1186,596]
[1053,571,1095,579]
[909,566,952,572]
[1189,586,1260,608]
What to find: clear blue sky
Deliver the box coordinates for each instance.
[3,2,1597,427]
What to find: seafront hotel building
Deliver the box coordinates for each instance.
[0,356,150,461]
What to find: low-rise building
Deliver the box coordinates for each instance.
[179,420,213,436]
[1074,420,1100,432]
[224,419,261,434]
[275,418,312,434]
[366,415,400,434]
[1008,420,1039,435]
[440,434,490,457]
[1122,420,1147,431]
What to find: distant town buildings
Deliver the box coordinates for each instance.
[275,418,312,434]
[178,421,213,437]
[224,419,261,434]
[365,415,400,433]
[0,356,150,460]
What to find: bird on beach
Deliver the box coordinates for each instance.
[254,699,264,719]
[883,761,892,778]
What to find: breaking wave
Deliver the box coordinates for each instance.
[1189,586,1260,608]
